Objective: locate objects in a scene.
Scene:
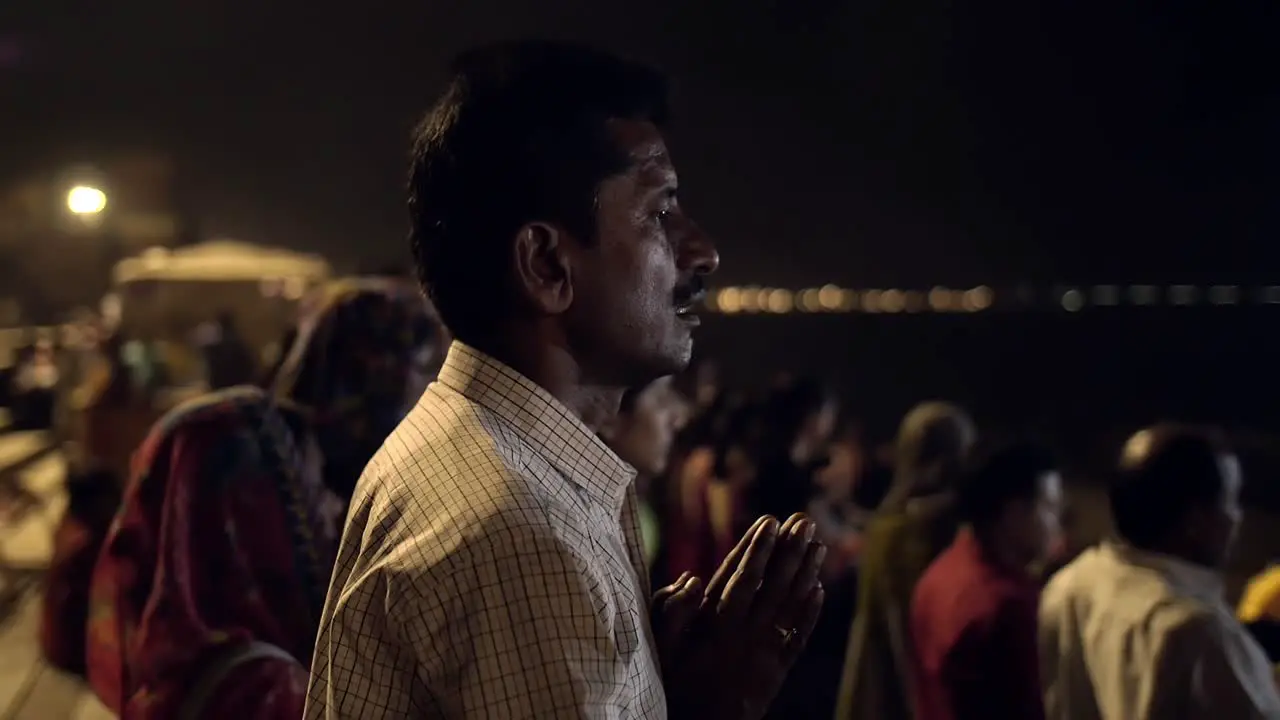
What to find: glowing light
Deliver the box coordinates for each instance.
[141,247,169,270]
[964,286,994,312]
[765,288,794,313]
[283,277,307,301]
[880,289,906,313]
[817,284,843,311]
[1061,289,1084,312]
[928,286,954,311]
[754,287,773,311]
[66,185,107,215]
[715,287,742,313]
[861,289,882,313]
[706,282,1280,315]
[798,288,822,312]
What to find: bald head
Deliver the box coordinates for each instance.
[1110,424,1241,567]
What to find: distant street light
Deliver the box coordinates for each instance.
[67,185,107,215]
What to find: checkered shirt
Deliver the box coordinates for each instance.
[303,341,665,719]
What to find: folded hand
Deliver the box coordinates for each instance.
[654,513,826,720]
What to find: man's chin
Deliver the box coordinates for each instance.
[607,332,694,387]
[654,344,693,377]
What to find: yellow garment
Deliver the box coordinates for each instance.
[1238,565,1280,623]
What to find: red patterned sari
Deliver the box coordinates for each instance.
[86,387,338,719]
[85,280,438,719]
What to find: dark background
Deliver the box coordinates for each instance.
[3,1,1276,281]
[3,0,1279,438]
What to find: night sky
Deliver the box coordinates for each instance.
[3,1,1278,286]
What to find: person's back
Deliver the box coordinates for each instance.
[1040,543,1273,719]
[912,536,1040,720]
[87,387,337,720]
[309,343,663,717]
[1039,425,1280,720]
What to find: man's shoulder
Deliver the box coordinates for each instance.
[348,389,573,563]
[911,542,957,603]
[1040,546,1219,637]
[362,383,531,489]
[915,544,1033,623]
[1042,546,1103,603]
[336,458,569,612]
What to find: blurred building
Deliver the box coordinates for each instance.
[0,154,195,325]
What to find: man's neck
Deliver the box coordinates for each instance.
[564,385,625,432]
[466,332,624,433]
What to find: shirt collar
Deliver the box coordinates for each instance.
[1103,540,1226,605]
[435,340,637,511]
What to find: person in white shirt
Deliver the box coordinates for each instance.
[1040,424,1280,719]
[304,40,826,720]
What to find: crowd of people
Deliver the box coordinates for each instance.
[39,305,1280,720]
[23,38,1280,720]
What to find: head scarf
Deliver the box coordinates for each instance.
[877,401,975,513]
[269,277,440,498]
[86,387,335,719]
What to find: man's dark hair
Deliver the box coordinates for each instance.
[1109,424,1231,549]
[408,40,670,343]
[957,440,1058,528]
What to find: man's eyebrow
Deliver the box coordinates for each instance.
[639,172,679,198]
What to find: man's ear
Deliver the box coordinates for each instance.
[511,223,573,314]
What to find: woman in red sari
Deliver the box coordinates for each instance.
[85,278,440,719]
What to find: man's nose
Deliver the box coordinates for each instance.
[681,222,719,276]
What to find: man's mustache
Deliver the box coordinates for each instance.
[674,276,707,307]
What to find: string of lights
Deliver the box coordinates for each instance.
[703,284,1280,314]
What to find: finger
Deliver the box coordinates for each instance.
[658,575,703,655]
[748,516,816,628]
[653,571,693,611]
[775,540,827,630]
[702,515,772,605]
[717,517,780,622]
[781,584,825,666]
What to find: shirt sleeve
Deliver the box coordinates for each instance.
[307,508,630,720]
[947,592,1046,720]
[1156,613,1280,720]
